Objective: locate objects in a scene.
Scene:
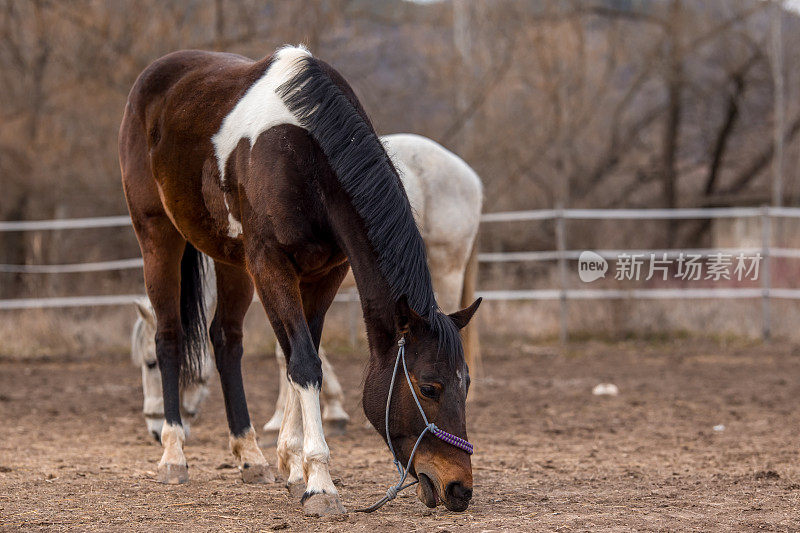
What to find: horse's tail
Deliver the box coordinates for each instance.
[179,242,208,384]
[461,232,482,377]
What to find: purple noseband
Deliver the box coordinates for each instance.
[356,336,473,512]
[430,425,473,455]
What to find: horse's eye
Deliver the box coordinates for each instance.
[419,384,439,399]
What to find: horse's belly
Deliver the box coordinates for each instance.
[154,164,245,265]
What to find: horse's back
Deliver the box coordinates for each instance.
[125,50,255,112]
[120,50,259,177]
[119,50,272,264]
[120,50,265,162]
[382,134,482,241]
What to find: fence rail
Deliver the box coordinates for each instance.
[3,207,800,341]
[0,215,132,232]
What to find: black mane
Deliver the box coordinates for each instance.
[276,57,463,368]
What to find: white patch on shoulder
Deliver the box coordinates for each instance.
[227,212,243,237]
[211,45,312,236]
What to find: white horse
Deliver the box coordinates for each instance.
[131,133,483,440]
[132,256,217,441]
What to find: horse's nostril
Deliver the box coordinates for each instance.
[446,481,473,502]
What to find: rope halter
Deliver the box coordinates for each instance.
[356,336,473,513]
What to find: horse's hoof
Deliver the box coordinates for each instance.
[240,462,275,484]
[286,479,306,498]
[157,463,188,484]
[302,492,346,516]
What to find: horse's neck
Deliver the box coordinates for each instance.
[342,239,398,355]
[313,142,436,356]
[320,192,399,354]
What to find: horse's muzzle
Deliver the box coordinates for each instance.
[443,481,472,512]
[415,467,473,512]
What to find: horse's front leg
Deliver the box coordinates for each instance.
[252,255,348,516]
[277,378,305,497]
[263,342,290,438]
[291,369,343,515]
[294,271,350,515]
[264,343,349,440]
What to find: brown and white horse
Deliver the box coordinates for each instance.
[131,133,483,440]
[120,46,480,515]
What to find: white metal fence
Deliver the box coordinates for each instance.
[3,207,800,340]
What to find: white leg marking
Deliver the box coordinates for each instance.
[277,384,305,488]
[293,381,337,495]
[157,423,189,483]
[159,423,186,467]
[229,426,267,466]
[230,427,273,483]
[263,342,289,433]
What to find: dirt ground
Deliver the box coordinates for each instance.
[2,338,800,532]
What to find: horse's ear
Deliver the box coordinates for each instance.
[448,297,482,330]
[135,297,155,327]
[394,295,422,334]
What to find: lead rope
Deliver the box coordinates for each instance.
[355,336,473,513]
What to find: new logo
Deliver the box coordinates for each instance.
[578,251,608,283]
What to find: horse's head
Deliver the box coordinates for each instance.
[134,297,157,350]
[133,298,164,440]
[363,296,481,512]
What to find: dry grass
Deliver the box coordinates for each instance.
[5,290,800,360]
[5,296,800,361]
[0,302,365,361]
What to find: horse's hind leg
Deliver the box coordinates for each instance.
[209,260,274,484]
[138,226,190,484]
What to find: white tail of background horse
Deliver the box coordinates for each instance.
[130,133,482,441]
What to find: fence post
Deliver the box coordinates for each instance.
[555,205,568,344]
[761,206,771,340]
